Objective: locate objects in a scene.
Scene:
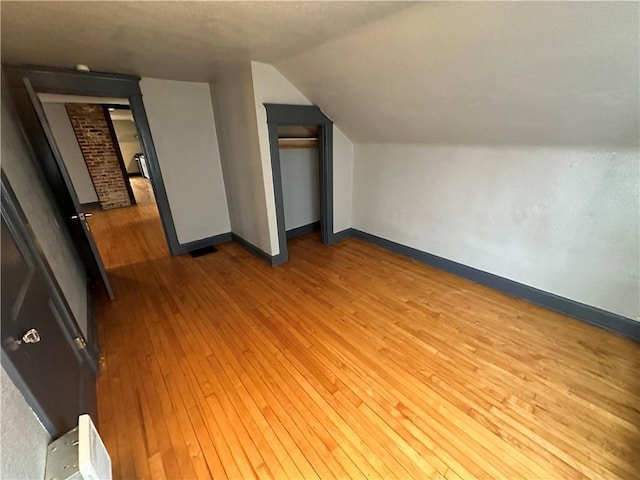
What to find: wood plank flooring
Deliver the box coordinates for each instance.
[94,206,640,479]
[87,178,168,269]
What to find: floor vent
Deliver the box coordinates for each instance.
[189,246,218,258]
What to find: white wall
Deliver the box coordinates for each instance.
[333,127,354,233]
[353,144,640,320]
[251,62,354,253]
[280,148,320,230]
[140,78,231,244]
[210,62,353,255]
[111,119,142,173]
[42,103,98,204]
[209,64,273,253]
[1,367,50,479]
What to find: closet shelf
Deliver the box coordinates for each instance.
[278,137,319,149]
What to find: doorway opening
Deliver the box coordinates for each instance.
[108,105,155,206]
[39,94,168,270]
[4,66,179,300]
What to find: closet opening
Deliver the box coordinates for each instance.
[278,125,321,242]
[265,103,339,266]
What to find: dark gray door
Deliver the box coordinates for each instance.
[23,79,114,300]
[1,204,84,436]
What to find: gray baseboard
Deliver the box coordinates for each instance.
[270,254,287,266]
[176,232,232,255]
[231,233,285,266]
[346,229,638,341]
[331,228,354,243]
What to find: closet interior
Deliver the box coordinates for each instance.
[277,125,321,241]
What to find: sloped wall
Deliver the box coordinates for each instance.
[277,2,638,148]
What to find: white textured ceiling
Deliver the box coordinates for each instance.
[277,2,639,147]
[0,1,411,80]
[4,1,638,147]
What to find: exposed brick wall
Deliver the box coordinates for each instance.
[66,104,132,209]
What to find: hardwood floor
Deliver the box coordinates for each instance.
[94,221,640,478]
[129,177,157,206]
[87,177,168,269]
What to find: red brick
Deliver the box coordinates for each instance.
[66,104,131,210]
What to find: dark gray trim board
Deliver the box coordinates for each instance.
[176,232,232,255]
[231,233,286,267]
[264,104,332,125]
[264,103,337,266]
[81,361,98,422]
[286,221,321,240]
[86,278,99,372]
[0,350,56,433]
[347,229,639,341]
[3,65,141,97]
[332,228,354,243]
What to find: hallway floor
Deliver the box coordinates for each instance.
[87,177,168,269]
[93,220,640,478]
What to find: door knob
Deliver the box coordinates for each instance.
[22,328,41,344]
[71,212,92,221]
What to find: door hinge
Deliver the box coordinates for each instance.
[74,336,87,350]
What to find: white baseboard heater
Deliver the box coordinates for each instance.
[45,414,112,480]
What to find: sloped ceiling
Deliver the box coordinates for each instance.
[277,2,639,147]
[3,1,638,147]
[0,1,411,80]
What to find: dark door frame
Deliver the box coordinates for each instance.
[22,77,115,300]
[1,171,97,433]
[264,104,338,265]
[3,65,181,256]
